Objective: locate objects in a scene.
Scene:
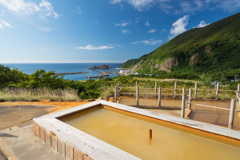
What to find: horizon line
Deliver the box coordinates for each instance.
[0,61,125,64]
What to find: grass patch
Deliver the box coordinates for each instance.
[0,87,80,101]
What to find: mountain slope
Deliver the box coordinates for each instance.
[120,12,240,74]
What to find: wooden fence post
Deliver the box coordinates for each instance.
[228,99,236,129]
[155,82,158,94]
[216,82,219,100]
[188,88,192,110]
[136,81,138,87]
[174,82,177,98]
[136,86,139,106]
[237,84,240,92]
[181,87,185,118]
[194,82,198,99]
[114,86,118,102]
[158,87,161,107]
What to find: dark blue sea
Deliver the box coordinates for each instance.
[3,63,121,81]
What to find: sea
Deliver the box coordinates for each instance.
[3,63,121,81]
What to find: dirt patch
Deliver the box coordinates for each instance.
[0,101,89,129]
[0,105,54,129]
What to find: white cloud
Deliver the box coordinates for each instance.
[110,0,122,4]
[132,38,162,45]
[197,20,209,28]
[115,22,129,27]
[169,15,189,39]
[219,0,240,11]
[0,0,58,18]
[76,45,114,50]
[108,44,122,47]
[121,29,131,34]
[148,28,156,33]
[0,19,11,29]
[110,0,240,13]
[180,2,192,12]
[110,0,171,12]
[145,21,150,27]
[127,0,155,11]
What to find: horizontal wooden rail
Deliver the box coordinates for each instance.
[120,92,182,96]
[119,87,135,89]
[139,88,157,90]
[218,90,236,92]
[197,89,215,91]
[120,92,136,94]
[186,102,240,112]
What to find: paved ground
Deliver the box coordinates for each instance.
[0,101,88,130]
[0,123,65,160]
[0,150,7,160]
[0,101,89,160]
[0,105,57,130]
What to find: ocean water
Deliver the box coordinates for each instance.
[3,63,121,81]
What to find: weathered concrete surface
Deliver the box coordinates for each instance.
[0,105,57,130]
[0,101,89,130]
[0,123,65,160]
[0,149,7,160]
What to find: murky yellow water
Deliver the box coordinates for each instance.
[60,107,240,160]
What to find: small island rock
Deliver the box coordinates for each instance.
[89,64,111,70]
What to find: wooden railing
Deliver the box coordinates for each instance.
[114,81,240,129]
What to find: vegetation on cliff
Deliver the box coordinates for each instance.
[120,12,240,78]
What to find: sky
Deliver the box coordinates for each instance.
[0,0,239,63]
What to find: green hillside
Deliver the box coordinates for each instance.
[120,12,240,75]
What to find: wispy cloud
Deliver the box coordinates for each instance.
[110,0,240,13]
[76,45,114,50]
[132,38,162,45]
[218,0,240,11]
[161,28,167,32]
[135,17,140,24]
[121,29,131,34]
[145,21,150,27]
[0,0,58,18]
[128,0,155,11]
[110,0,156,11]
[110,0,122,4]
[108,44,122,47]
[76,7,82,14]
[115,22,129,27]
[169,15,189,39]
[148,28,156,33]
[0,19,11,29]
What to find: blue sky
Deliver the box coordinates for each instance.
[0,0,239,63]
